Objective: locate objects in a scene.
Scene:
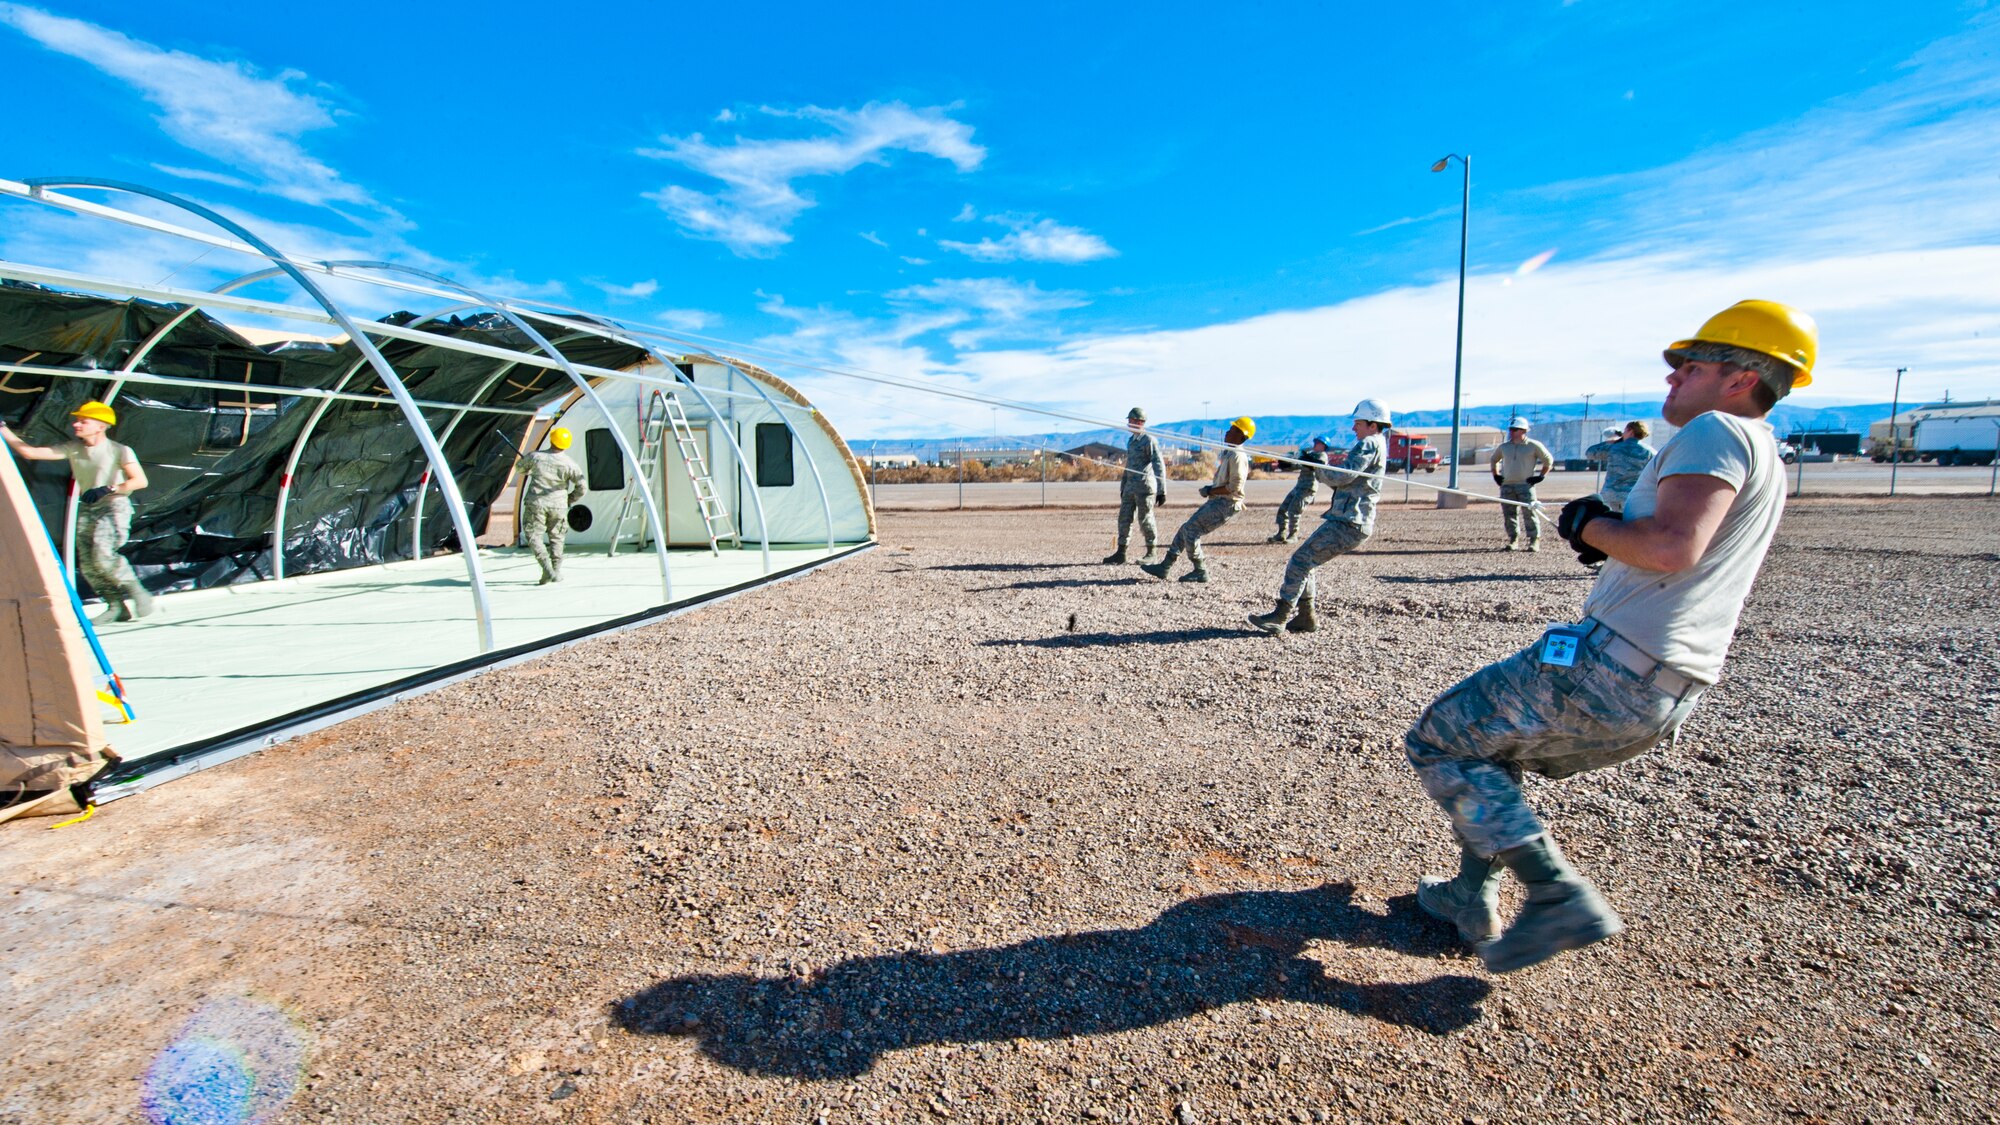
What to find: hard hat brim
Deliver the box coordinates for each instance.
[1664,340,1814,388]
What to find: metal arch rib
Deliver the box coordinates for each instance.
[24,177,501,652]
[703,354,837,552]
[407,327,607,567]
[59,264,292,579]
[271,302,484,582]
[320,261,673,603]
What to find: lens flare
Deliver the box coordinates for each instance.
[141,998,309,1125]
[1515,248,1557,276]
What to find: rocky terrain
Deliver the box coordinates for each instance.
[6,498,1998,1123]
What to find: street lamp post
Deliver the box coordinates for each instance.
[1889,366,1907,497]
[1431,153,1471,504]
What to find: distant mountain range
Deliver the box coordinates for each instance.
[857,399,1930,459]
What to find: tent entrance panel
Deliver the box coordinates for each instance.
[664,425,716,547]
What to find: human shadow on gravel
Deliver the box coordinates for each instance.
[969,577,1142,592]
[928,562,1100,572]
[979,626,1248,649]
[613,883,1489,1080]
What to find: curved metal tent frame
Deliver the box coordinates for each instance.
[322,260,674,603]
[21,177,501,651]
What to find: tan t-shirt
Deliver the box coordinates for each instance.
[1579,411,1785,684]
[1491,439,1553,484]
[1208,446,1249,500]
[60,438,135,493]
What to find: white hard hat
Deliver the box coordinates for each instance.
[1508,416,1532,431]
[1353,398,1392,426]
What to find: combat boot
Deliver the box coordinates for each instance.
[91,598,129,625]
[125,583,155,620]
[1266,532,1287,544]
[1503,539,1520,552]
[1417,840,1503,944]
[1247,598,1293,634]
[1139,552,1178,579]
[1140,543,1157,561]
[1480,834,1624,973]
[1526,539,1542,553]
[1286,591,1318,633]
[1102,547,1128,564]
[1178,566,1208,583]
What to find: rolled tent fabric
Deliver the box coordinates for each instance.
[0,448,108,821]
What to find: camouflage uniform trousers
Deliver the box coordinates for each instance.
[1499,482,1539,545]
[1274,481,1318,540]
[76,496,142,601]
[1403,628,1704,858]
[1168,495,1243,567]
[1275,518,1368,609]
[1115,484,1159,551]
[521,493,571,580]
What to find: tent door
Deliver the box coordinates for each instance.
[663,425,715,547]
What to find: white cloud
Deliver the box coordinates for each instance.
[952,203,978,222]
[591,278,659,300]
[773,245,2000,439]
[858,230,888,248]
[0,4,385,215]
[657,308,718,332]
[938,214,1116,264]
[639,101,985,256]
[1354,205,1454,237]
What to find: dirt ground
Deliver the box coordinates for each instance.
[6,498,1998,1124]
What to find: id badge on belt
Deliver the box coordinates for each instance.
[1539,623,1589,668]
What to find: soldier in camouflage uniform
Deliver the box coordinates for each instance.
[1248,404,1388,634]
[1404,299,1816,974]
[1583,421,1656,514]
[1491,417,1554,550]
[1139,417,1254,584]
[518,427,586,584]
[1267,436,1329,544]
[1103,407,1168,564]
[2,401,154,623]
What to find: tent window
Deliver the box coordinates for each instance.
[756,423,794,487]
[205,356,282,450]
[584,427,624,491]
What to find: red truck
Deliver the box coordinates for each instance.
[1386,433,1440,473]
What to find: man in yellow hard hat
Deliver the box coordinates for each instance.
[516,426,586,584]
[1140,417,1254,584]
[1403,300,1814,974]
[1,400,154,622]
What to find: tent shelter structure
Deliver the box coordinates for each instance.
[0,177,875,814]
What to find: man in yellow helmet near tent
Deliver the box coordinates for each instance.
[1,400,154,622]
[517,426,586,585]
[1140,417,1254,584]
[1404,300,1815,974]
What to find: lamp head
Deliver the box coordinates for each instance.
[1430,157,1451,172]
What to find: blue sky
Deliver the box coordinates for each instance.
[2,1,1997,437]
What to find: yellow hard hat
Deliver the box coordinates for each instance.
[71,400,117,426]
[1230,416,1256,439]
[1665,300,1818,389]
[549,427,573,450]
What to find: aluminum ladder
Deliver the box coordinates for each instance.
[661,391,734,556]
[606,392,668,557]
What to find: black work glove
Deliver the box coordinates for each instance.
[1528,473,1547,486]
[1155,491,1166,505]
[79,486,114,505]
[1198,485,1213,498]
[1559,496,1613,565]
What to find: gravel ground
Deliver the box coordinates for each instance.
[6,497,1999,1123]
